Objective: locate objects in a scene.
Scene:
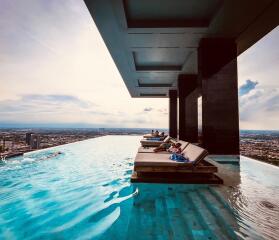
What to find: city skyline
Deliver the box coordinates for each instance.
[0,0,278,130]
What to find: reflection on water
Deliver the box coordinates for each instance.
[0,137,278,240]
[225,157,279,240]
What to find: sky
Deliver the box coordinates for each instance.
[0,0,278,130]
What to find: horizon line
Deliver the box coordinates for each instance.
[0,125,278,132]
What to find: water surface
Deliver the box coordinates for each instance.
[0,136,278,239]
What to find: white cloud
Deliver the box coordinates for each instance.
[0,1,278,130]
[237,26,279,130]
[0,0,168,128]
[239,84,279,130]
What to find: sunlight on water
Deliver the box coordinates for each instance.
[0,136,140,240]
[0,136,278,240]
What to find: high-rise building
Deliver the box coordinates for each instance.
[26,132,33,145]
[30,134,40,149]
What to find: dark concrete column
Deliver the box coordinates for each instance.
[169,90,177,138]
[178,90,186,141]
[178,75,198,142]
[185,92,198,142]
[199,38,239,154]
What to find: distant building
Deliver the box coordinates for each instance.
[30,134,40,149]
[0,137,5,153]
[26,132,33,145]
[99,128,105,134]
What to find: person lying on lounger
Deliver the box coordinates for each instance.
[167,143,182,154]
[153,142,182,153]
[153,140,172,152]
[154,130,160,137]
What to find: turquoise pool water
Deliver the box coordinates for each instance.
[0,136,278,240]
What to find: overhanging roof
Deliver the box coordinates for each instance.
[84,0,279,98]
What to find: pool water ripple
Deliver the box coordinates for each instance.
[224,157,279,240]
[0,136,278,240]
[0,136,139,239]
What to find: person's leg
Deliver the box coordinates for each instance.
[156,147,165,152]
[154,144,167,152]
[153,147,159,152]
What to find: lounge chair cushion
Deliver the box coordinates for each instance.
[146,137,162,141]
[138,146,170,154]
[140,139,163,147]
[143,134,153,138]
[141,135,170,144]
[135,153,192,167]
[177,140,189,151]
[138,140,188,152]
[135,144,208,167]
[163,136,171,142]
[182,144,208,166]
[140,136,171,147]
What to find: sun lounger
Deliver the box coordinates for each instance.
[143,134,152,138]
[132,143,222,184]
[134,144,214,173]
[140,135,171,147]
[143,133,165,138]
[143,134,157,138]
[138,140,189,153]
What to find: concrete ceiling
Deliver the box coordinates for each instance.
[84,0,279,98]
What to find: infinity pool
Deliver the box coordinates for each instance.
[0,136,278,240]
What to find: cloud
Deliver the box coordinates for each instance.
[142,107,169,116]
[21,94,95,108]
[0,0,169,129]
[239,81,279,129]
[143,107,153,112]
[0,94,96,115]
[0,94,167,128]
[239,79,258,96]
[157,108,168,115]
[265,95,279,112]
[3,1,278,130]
